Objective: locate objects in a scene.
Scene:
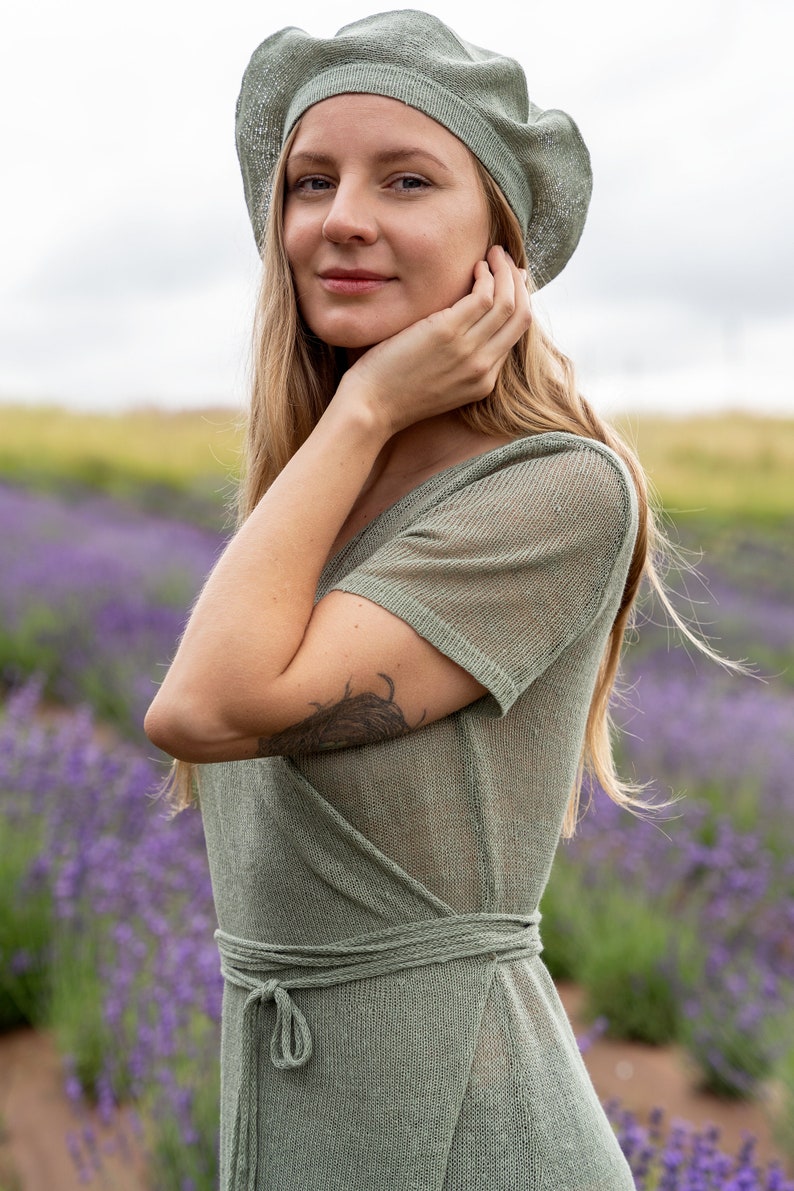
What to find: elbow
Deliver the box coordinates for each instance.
[144,681,277,762]
[143,700,189,761]
[144,692,218,763]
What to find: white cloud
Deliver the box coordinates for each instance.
[1,0,791,412]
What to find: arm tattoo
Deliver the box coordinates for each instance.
[256,673,425,757]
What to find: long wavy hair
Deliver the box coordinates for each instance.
[168,123,701,834]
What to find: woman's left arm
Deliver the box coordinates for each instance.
[144,248,529,763]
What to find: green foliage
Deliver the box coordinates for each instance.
[0,818,52,1030]
[149,1091,220,1191]
[49,938,116,1095]
[770,1038,794,1166]
[0,606,65,693]
[147,1017,220,1191]
[683,1014,780,1100]
[0,604,131,734]
[674,970,792,1100]
[539,858,598,982]
[578,899,682,1046]
[690,779,791,859]
[543,849,685,1047]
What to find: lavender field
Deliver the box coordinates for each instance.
[1,411,793,1190]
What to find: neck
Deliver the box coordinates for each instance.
[366,412,483,490]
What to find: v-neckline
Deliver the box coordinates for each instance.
[320,435,537,579]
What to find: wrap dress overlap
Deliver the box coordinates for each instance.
[198,432,638,1189]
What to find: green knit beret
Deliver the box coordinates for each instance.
[235,9,592,287]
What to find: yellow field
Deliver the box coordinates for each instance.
[0,405,243,492]
[616,413,794,521]
[1,404,792,520]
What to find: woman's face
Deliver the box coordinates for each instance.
[282,94,491,353]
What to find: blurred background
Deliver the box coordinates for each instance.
[1,0,792,416]
[1,2,792,1189]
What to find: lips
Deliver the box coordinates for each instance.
[318,268,393,296]
[319,268,389,280]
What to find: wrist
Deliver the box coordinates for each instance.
[331,371,394,445]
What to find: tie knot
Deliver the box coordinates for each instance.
[247,979,313,1070]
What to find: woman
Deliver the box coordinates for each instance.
[146,11,646,1189]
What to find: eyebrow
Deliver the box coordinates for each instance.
[286,147,453,173]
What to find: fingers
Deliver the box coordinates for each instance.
[454,246,531,375]
[487,245,531,325]
[481,246,532,354]
[450,247,530,338]
[416,249,528,403]
[452,249,530,396]
[454,258,495,327]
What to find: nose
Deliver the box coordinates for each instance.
[321,179,378,245]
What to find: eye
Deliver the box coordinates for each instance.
[290,176,335,194]
[389,174,431,193]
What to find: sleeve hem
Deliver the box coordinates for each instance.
[331,575,520,718]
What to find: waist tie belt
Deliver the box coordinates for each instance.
[216,911,542,1191]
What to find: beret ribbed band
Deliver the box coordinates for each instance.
[235,9,593,287]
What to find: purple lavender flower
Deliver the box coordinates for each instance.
[609,1104,794,1191]
[2,484,792,1189]
[0,484,223,735]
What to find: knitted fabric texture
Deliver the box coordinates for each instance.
[198,433,638,1190]
[235,9,592,287]
[217,914,542,1189]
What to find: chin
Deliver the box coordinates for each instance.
[301,307,414,353]
[320,329,380,351]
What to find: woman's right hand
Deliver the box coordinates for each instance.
[335,245,531,437]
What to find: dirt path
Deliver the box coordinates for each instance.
[558,984,788,1171]
[0,993,789,1190]
[0,1030,148,1191]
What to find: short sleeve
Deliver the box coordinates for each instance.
[330,438,638,716]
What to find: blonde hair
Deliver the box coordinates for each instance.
[168,128,702,833]
[466,160,656,836]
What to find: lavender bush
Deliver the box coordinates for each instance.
[534,542,794,1108]
[775,1046,794,1170]
[539,518,794,1094]
[544,696,794,1096]
[0,682,221,1186]
[0,804,51,1029]
[2,685,792,1190]
[0,483,223,734]
[0,480,792,1186]
[608,1104,794,1191]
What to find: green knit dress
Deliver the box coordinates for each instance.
[198,432,638,1190]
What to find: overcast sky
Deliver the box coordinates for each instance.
[1,0,791,417]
